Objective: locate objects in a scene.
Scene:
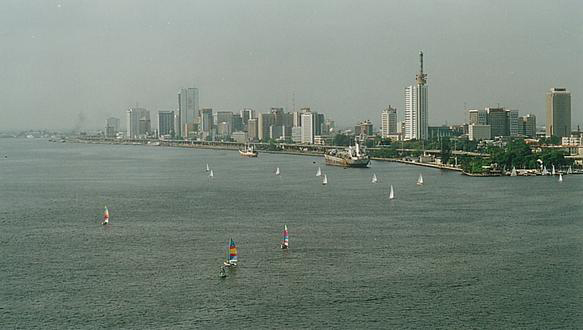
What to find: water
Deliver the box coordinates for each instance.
[1,139,582,328]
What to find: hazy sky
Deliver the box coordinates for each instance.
[0,0,581,130]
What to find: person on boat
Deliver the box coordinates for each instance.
[219,267,226,278]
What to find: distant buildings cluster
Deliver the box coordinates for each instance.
[102,52,576,147]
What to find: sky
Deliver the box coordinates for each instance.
[0,0,581,131]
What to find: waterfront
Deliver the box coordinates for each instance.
[1,139,582,328]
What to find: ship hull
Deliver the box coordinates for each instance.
[239,150,258,157]
[324,154,370,168]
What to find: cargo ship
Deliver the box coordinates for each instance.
[324,141,370,168]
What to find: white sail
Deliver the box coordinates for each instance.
[542,166,548,176]
[316,167,322,177]
[206,163,210,172]
[559,173,563,182]
[568,166,573,174]
[275,167,280,176]
[511,167,517,176]
[209,170,214,178]
[389,185,394,200]
[552,165,556,176]
[322,174,328,185]
[417,173,423,185]
[371,173,378,184]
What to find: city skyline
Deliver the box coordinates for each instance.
[0,1,581,130]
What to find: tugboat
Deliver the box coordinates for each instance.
[239,143,258,157]
[324,140,370,168]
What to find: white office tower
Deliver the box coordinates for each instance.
[300,112,314,144]
[381,106,397,138]
[404,51,428,140]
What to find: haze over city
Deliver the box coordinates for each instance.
[0,0,581,130]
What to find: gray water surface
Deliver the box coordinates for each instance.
[1,139,582,328]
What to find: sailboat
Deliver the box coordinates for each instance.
[280,225,289,249]
[209,170,214,178]
[371,173,378,184]
[389,185,395,200]
[101,206,109,225]
[316,167,322,177]
[223,238,238,267]
[511,167,517,176]
[542,166,549,176]
[206,163,210,172]
[552,165,556,176]
[322,174,328,185]
[416,173,423,186]
[559,173,563,182]
[275,167,280,176]
[568,166,573,174]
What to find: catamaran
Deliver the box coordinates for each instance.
[322,174,328,185]
[559,173,563,182]
[316,167,322,177]
[275,167,280,176]
[511,167,517,176]
[223,238,238,267]
[101,206,109,225]
[389,185,394,200]
[417,173,423,186]
[281,225,289,249]
[209,170,214,178]
[371,173,378,183]
[206,163,210,172]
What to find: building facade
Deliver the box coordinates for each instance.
[157,111,174,137]
[546,88,571,138]
[177,87,199,138]
[126,107,150,139]
[381,106,398,138]
[468,124,492,141]
[105,117,120,138]
[300,112,314,144]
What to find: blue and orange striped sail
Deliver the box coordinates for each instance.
[227,239,238,264]
[282,225,289,248]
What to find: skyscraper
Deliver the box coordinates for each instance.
[468,109,488,125]
[546,88,571,138]
[486,107,508,137]
[404,51,428,140]
[200,108,213,133]
[177,88,199,138]
[520,114,536,138]
[381,106,397,138]
[105,117,120,138]
[126,107,150,139]
[158,111,174,137]
[300,112,314,144]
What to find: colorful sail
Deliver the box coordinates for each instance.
[102,206,109,225]
[228,239,238,264]
[282,225,289,248]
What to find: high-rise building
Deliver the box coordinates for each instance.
[177,88,199,138]
[200,108,213,133]
[157,111,174,137]
[126,107,150,138]
[300,112,314,144]
[486,107,508,137]
[270,107,284,126]
[507,109,520,137]
[241,108,255,126]
[257,113,271,141]
[232,114,243,132]
[247,118,258,141]
[546,88,571,138]
[216,111,233,129]
[404,51,428,140]
[381,106,397,138]
[292,111,302,127]
[520,114,536,138]
[469,124,492,141]
[468,109,488,125]
[105,117,120,138]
